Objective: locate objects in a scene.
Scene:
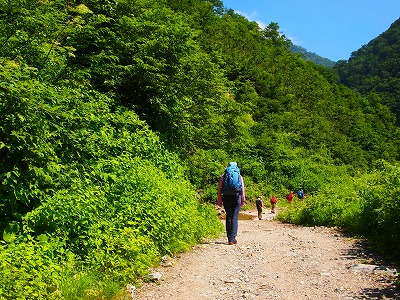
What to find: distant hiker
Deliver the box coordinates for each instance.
[286,190,294,204]
[256,196,263,220]
[297,189,305,200]
[218,162,246,245]
[270,195,277,213]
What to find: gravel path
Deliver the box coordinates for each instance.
[133,210,399,300]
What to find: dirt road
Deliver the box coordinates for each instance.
[133,210,399,300]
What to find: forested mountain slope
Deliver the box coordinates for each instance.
[0,0,399,299]
[291,44,336,67]
[334,18,400,125]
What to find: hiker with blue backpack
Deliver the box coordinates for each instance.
[297,189,305,200]
[217,162,246,245]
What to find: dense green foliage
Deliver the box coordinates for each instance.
[334,18,400,125]
[277,161,400,257]
[0,0,399,298]
[291,45,336,67]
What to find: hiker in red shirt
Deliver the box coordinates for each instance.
[286,190,294,204]
[270,195,277,213]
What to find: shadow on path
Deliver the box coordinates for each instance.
[342,235,400,299]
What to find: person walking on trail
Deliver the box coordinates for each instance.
[256,196,263,220]
[286,190,294,204]
[297,189,305,200]
[270,195,277,213]
[217,162,246,245]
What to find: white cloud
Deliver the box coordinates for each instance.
[233,9,301,45]
[256,20,268,29]
[235,9,256,20]
[235,10,266,29]
[286,34,302,46]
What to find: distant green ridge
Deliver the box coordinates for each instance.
[291,45,336,68]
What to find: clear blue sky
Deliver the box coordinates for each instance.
[222,0,400,61]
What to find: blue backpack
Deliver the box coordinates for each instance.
[222,162,242,195]
[297,189,304,198]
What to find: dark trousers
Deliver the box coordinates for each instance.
[222,193,241,242]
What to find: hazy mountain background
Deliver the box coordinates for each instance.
[291,44,336,67]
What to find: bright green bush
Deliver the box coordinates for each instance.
[0,238,64,300]
[278,162,400,256]
[23,155,222,280]
[357,163,400,254]
[0,153,223,299]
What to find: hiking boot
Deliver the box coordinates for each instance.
[228,240,237,245]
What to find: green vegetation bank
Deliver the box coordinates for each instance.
[0,0,399,299]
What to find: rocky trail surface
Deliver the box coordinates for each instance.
[133,210,399,300]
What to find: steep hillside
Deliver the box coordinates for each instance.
[334,18,400,125]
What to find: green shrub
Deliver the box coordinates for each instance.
[358,163,400,255]
[23,155,222,283]
[0,238,63,300]
[278,162,400,258]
